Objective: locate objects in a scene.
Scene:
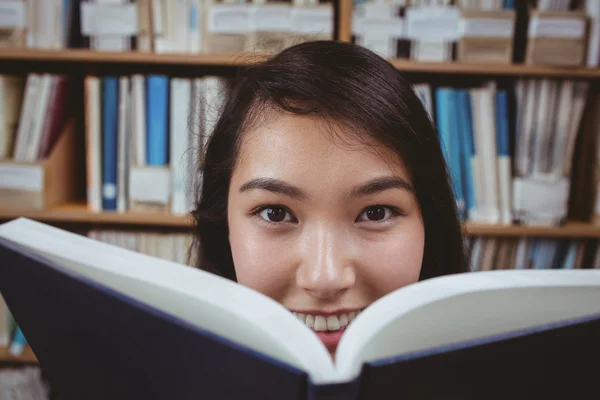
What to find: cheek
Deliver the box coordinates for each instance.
[228,215,296,300]
[358,220,425,295]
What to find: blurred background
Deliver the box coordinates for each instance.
[0,0,599,397]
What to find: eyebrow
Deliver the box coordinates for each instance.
[350,176,415,198]
[238,176,414,200]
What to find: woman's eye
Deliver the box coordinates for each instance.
[357,206,399,222]
[258,207,294,223]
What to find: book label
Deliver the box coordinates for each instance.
[0,164,42,191]
[129,166,170,204]
[0,0,26,28]
[290,7,333,35]
[460,17,514,38]
[81,3,138,36]
[528,17,585,39]
[405,6,460,41]
[208,4,251,34]
[252,5,291,32]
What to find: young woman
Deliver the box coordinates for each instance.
[191,40,468,359]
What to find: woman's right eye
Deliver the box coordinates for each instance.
[257,206,295,223]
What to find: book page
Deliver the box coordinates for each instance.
[335,269,600,381]
[0,218,335,383]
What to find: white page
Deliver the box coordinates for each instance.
[0,218,335,383]
[337,269,600,381]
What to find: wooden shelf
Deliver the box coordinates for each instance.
[0,48,268,66]
[1,203,600,237]
[0,49,599,78]
[465,222,600,238]
[0,204,194,228]
[388,59,600,78]
[0,346,38,364]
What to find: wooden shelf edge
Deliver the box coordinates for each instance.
[0,49,599,77]
[0,345,38,364]
[0,48,269,66]
[465,222,600,238]
[389,58,600,78]
[0,204,194,228]
[1,205,600,236]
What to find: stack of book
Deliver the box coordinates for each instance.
[1,0,334,54]
[352,0,600,66]
[84,74,229,214]
[413,78,588,226]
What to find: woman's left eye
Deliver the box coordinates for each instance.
[356,206,400,223]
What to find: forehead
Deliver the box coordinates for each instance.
[234,112,411,184]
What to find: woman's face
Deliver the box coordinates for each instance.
[227,112,425,358]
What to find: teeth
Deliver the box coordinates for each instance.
[339,313,348,327]
[293,310,363,331]
[327,315,340,330]
[305,315,314,328]
[314,316,327,331]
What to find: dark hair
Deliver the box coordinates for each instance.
[191,40,468,281]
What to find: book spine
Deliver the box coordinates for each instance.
[102,77,119,211]
[495,90,512,225]
[457,90,476,219]
[146,75,169,166]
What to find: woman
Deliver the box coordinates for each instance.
[191,40,468,359]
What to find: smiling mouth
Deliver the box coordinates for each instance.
[291,310,364,332]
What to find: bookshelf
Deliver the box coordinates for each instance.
[0,1,599,393]
[0,48,599,78]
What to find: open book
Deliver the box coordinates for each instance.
[1,218,599,399]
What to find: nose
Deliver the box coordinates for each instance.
[296,224,356,300]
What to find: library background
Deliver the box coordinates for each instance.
[0,0,600,396]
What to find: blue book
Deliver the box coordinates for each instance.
[146,75,169,165]
[503,0,514,9]
[456,90,476,217]
[1,218,600,399]
[436,88,464,217]
[102,77,119,211]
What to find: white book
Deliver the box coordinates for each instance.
[130,75,146,166]
[0,75,25,160]
[549,80,574,179]
[20,74,53,162]
[169,78,192,215]
[1,218,600,391]
[13,74,41,161]
[469,85,500,223]
[84,76,102,212]
[201,76,227,150]
[154,0,188,53]
[188,0,202,53]
[117,77,131,212]
[190,78,204,207]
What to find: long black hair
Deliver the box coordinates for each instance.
[190,40,469,281]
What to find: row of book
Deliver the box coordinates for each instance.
[84,74,227,214]
[87,229,194,265]
[467,236,600,271]
[413,78,589,226]
[2,0,334,54]
[0,74,70,162]
[352,0,600,66]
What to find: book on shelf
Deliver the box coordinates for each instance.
[1,218,600,399]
